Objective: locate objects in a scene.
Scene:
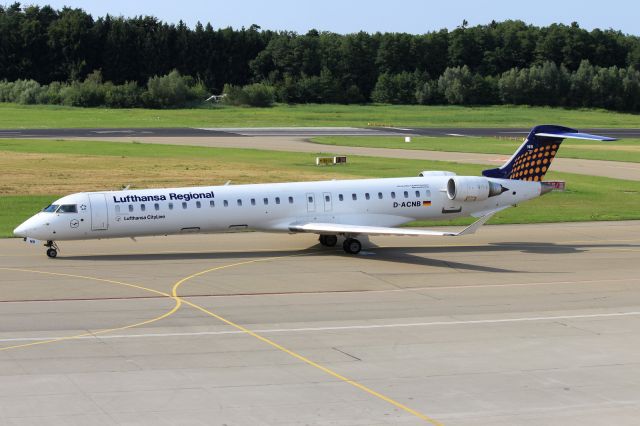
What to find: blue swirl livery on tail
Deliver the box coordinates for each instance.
[482,125,616,181]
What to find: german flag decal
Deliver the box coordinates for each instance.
[422,200,432,207]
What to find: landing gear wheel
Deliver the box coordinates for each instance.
[324,235,338,247]
[45,240,59,258]
[319,235,338,247]
[342,238,362,255]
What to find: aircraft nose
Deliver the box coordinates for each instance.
[13,215,42,238]
[13,222,29,238]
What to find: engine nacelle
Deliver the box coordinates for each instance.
[447,177,506,202]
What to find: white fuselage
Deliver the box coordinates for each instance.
[14,175,541,242]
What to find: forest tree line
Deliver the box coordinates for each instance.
[1,3,639,110]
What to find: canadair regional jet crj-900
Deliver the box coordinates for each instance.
[14,125,615,258]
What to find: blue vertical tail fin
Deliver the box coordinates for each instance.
[482,125,616,181]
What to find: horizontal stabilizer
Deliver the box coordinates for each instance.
[534,131,617,142]
[289,208,503,237]
[483,125,617,181]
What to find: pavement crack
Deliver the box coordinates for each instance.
[332,346,361,361]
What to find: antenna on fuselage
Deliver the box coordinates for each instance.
[224,181,231,186]
[122,184,131,190]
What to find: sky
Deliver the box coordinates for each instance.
[21,0,640,35]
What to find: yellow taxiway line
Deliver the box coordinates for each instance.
[171,257,444,426]
[0,256,444,425]
[0,267,181,352]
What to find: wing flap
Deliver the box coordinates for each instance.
[289,209,502,237]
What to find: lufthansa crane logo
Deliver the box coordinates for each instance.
[70,219,79,228]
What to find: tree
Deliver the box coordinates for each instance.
[371,72,421,104]
[47,7,94,81]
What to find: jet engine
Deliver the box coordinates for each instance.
[447,177,507,202]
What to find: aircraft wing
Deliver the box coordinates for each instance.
[289,208,502,237]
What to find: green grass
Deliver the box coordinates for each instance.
[0,195,59,239]
[312,136,640,163]
[0,103,638,129]
[2,138,639,237]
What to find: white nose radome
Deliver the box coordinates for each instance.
[13,215,43,238]
[13,222,29,238]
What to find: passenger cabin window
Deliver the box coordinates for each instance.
[339,194,344,201]
[57,204,78,213]
[365,193,370,200]
[237,199,242,207]
[169,203,174,210]
[128,205,134,212]
[210,200,215,207]
[415,190,421,197]
[223,200,229,207]
[426,190,431,197]
[275,197,280,204]
[307,196,312,203]
[196,201,201,208]
[352,194,357,201]
[43,204,59,213]
[115,205,121,213]
[404,191,409,198]
[264,198,269,205]
[140,204,146,212]
[288,196,293,204]
[251,198,256,206]
[391,192,396,199]
[325,195,330,202]
[154,203,160,211]
[182,202,187,209]
[378,192,383,199]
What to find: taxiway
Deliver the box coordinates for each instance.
[1,221,639,425]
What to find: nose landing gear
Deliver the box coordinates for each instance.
[45,240,59,258]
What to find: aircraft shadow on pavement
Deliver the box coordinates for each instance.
[59,245,514,273]
[59,247,321,262]
[57,241,638,274]
[374,241,637,255]
[354,241,639,272]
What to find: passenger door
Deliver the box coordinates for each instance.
[88,193,109,231]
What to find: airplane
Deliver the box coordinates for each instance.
[13,125,615,258]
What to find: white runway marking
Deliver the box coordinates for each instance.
[2,311,639,344]
[385,127,414,131]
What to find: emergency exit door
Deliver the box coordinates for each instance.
[323,192,332,212]
[306,193,316,213]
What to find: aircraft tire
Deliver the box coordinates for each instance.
[324,235,338,247]
[46,248,57,258]
[342,238,362,254]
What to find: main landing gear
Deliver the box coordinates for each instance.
[318,234,362,254]
[318,235,338,247]
[45,240,59,258]
[342,238,362,255]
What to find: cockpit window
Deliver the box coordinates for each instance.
[43,204,59,213]
[57,204,78,213]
